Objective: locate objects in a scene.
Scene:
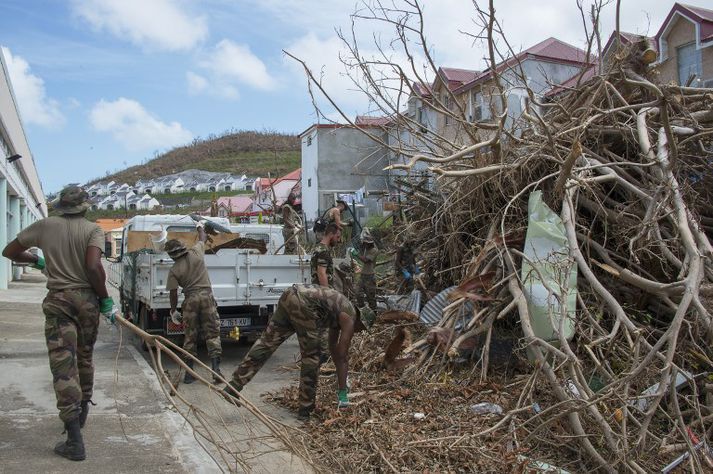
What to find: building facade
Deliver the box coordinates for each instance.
[0,50,47,289]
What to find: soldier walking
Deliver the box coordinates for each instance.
[281,193,302,254]
[356,228,378,310]
[165,221,223,384]
[224,284,375,418]
[2,186,115,461]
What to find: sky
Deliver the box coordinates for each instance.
[0,0,710,193]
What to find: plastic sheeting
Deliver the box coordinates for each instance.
[520,191,577,342]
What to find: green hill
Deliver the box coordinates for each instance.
[92,130,301,184]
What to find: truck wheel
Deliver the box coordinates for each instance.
[133,305,150,352]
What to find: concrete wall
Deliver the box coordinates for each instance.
[0,49,47,289]
[301,129,319,220]
[315,127,390,217]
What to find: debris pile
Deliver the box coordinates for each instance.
[281,45,713,471]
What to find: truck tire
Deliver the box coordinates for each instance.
[133,305,150,352]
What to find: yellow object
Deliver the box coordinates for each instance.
[614,408,623,422]
[229,326,240,341]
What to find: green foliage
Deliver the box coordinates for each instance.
[88,130,301,185]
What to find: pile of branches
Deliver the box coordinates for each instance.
[286,0,713,469]
[382,43,713,471]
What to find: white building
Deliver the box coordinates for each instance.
[0,49,48,288]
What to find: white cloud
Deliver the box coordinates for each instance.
[188,39,275,99]
[90,98,192,151]
[201,40,276,89]
[1,46,65,128]
[71,0,207,51]
[186,71,208,94]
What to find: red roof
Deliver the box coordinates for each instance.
[656,3,713,44]
[440,67,480,85]
[412,81,432,97]
[213,195,254,214]
[602,31,656,58]
[279,168,301,182]
[454,37,590,94]
[355,115,392,126]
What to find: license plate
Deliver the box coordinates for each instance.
[220,318,251,328]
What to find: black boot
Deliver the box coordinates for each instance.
[297,406,314,421]
[54,418,86,461]
[211,357,224,384]
[222,380,242,405]
[184,360,196,384]
[79,400,95,428]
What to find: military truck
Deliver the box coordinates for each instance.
[108,215,309,345]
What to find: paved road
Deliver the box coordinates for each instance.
[0,270,310,473]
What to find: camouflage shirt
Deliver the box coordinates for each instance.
[295,284,357,329]
[166,241,213,296]
[310,242,334,287]
[360,246,378,275]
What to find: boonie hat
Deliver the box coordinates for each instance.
[164,239,188,259]
[53,185,91,215]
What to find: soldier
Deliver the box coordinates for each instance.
[356,228,378,310]
[2,185,115,461]
[395,240,420,293]
[223,284,375,418]
[165,221,223,384]
[326,199,348,230]
[281,193,302,254]
[310,223,341,288]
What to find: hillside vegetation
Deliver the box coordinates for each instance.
[92,130,301,184]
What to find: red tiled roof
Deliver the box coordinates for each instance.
[412,81,431,97]
[440,67,480,85]
[602,31,656,58]
[214,195,254,214]
[656,3,713,44]
[454,37,590,94]
[355,115,392,126]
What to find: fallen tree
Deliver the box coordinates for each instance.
[285,0,713,471]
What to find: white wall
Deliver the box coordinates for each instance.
[301,128,319,221]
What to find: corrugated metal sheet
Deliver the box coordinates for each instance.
[420,286,475,330]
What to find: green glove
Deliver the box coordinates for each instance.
[100,297,116,324]
[337,388,349,408]
[31,256,45,270]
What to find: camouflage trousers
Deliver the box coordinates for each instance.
[231,288,322,411]
[182,290,222,360]
[357,273,377,310]
[42,289,100,423]
[282,227,300,254]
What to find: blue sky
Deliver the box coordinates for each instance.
[1,0,710,193]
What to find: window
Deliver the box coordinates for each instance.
[129,203,137,210]
[307,178,312,187]
[164,188,171,194]
[145,188,151,194]
[166,225,195,233]
[443,94,451,125]
[110,190,116,195]
[189,187,196,192]
[209,186,216,192]
[106,204,114,210]
[306,135,313,146]
[677,42,702,86]
[224,185,231,191]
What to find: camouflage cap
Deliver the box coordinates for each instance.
[164,239,188,259]
[53,185,91,215]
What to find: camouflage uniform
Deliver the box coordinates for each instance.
[310,242,334,287]
[43,289,100,422]
[181,289,222,358]
[230,285,356,411]
[357,246,378,310]
[281,204,302,254]
[166,241,222,361]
